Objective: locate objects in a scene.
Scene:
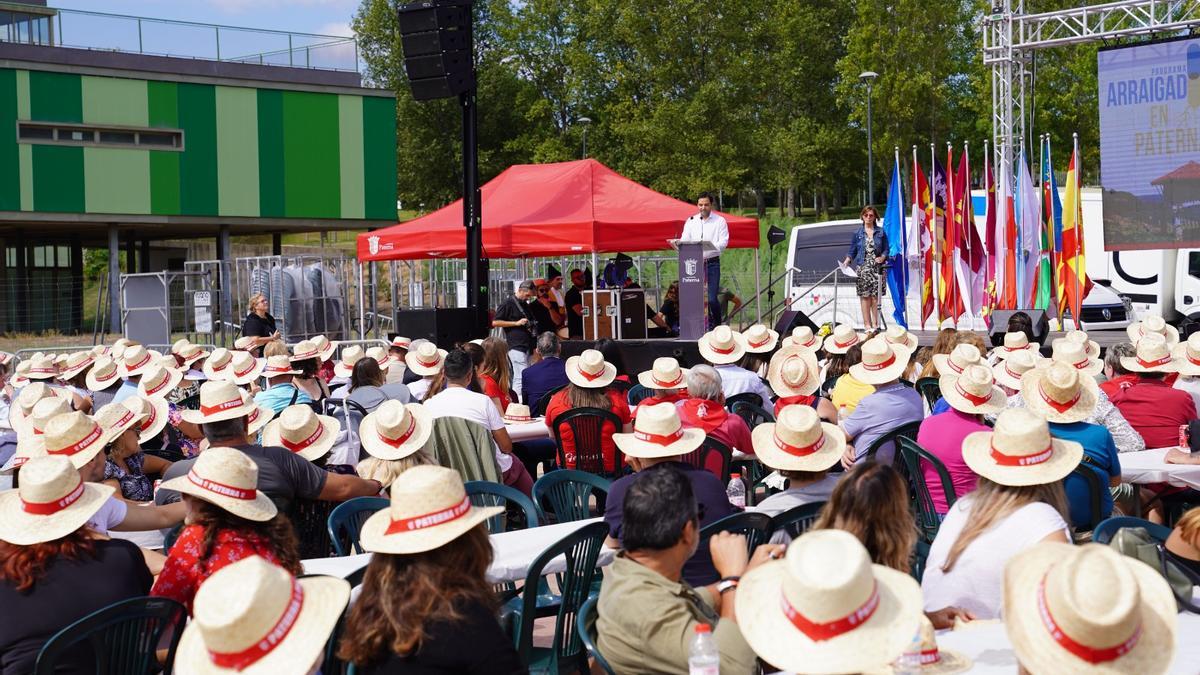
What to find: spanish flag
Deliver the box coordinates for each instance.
[1058,145,1093,322]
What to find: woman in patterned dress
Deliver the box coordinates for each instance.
[841,205,889,331]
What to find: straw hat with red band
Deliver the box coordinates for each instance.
[404,342,448,377]
[0,456,115,545]
[137,364,184,400]
[933,343,982,377]
[171,338,190,356]
[962,407,1083,487]
[823,324,866,355]
[1061,329,1101,360]
[365,346,393,372]
[285,340,319,363]
[0,351,12,368]
[225,351,265,386]
[939,364,1007,415]
[850,337,911,385]
[865,616,972,675]
[261,355,300,378]
[751,405,844,473]
[767,346,821,398]
[698,326,747,365]
[390,335,412,350]
[175,555,349,675]
[176,342,209,368]
[181,381,260,425]
[1172,332,1200,377]
[881,325,918,353]
[85,357,121,392]
[1047,340,1104,377]
[993,331,1040,360]
[1021,362,1100,424]
[736,529,923,674]
[35,411,108,470]
[2,435,47,475]
[1003,542,1175,675]
[333,346,366,379]
[503,403,533,423]
[160,446,278,521]
[58,351,96,381]
[1120,334,1179,374]
[202,348,235,381]
[10,361,31,388]
[565,349,618,388]
[1126,314,1179,346]
[18,398,71,448]
[994,349,1039,391]
[23,355,58,381]
[359,400,434,461]
[119,345,160,379]
[636,357,690,391]
[612,402,705,459]
[93,401,147,445]
[743,324,780,354]
[243,394,274,437]
[310,335,338,362]
[261,405,339,462]
[233,336,257,352]
[7,382,65,432]
[359,464,502,555]
[123,395,170,444]
[781,325,821,352]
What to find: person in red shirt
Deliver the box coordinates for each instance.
[632,357,691,419]
[544,349,631,474]
[676,365,753,461]
[151,447,301,613]
[766,343,838,422]
[1099,342,1138,399]
[1109,337,1197,449]
[478,336,513,416]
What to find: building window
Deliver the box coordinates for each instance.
[16,122,184,151]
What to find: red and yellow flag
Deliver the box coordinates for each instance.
[1058,147,1093,321]
[913,161,933,327]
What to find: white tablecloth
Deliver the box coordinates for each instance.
[1120,447,1200,490]
[934,612,1200,674]
[302,517,615,583]
[506,419,551,442]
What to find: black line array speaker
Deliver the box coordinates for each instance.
[396,308,479,349]
[396,0,474,101]
[988,309,1050,347]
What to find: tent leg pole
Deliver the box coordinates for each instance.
[357,260,366,341]
[754,247,762,325]
[591,250,599,340]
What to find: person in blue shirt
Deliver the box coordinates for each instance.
[254,355,311,415]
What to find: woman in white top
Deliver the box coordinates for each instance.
[921,407,1077,620]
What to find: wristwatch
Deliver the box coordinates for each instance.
[716,576,741,594]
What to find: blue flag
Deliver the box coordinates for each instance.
[883,159,908,328]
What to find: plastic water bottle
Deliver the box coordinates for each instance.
[687,623,720,675]
[726,473,746,508]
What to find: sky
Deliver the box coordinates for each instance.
[51,0,361,38]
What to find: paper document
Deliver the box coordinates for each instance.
[837,261,858,278]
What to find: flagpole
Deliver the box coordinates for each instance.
[930,142,938,329]
[964,140,972,325]
[895,145,905,329]
[947,141,957,328]
[1047,134,1065,329]
[1073,131,1082,329]
[913,144,922,330]
[983,139,991,325]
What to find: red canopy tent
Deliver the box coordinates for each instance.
[357,158,759,261]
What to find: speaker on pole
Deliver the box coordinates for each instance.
[396,0,474,101]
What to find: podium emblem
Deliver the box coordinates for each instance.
[684,258,698,277]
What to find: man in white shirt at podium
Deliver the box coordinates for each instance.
[680,192,730,326]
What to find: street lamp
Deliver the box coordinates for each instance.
[859,70,878,205]
[577,116,592,158]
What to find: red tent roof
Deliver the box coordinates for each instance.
[357,158,759,261]
[1152,160,1200,185]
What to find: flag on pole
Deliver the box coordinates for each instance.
[1059,142,1093,322]
[883,156,908,328]
[913,157,933,327]
[929,157,949,322]
[954,149,985,317]
[1015,149,1042,308]
[995,153,1018,309]
[940,148,965,323]
[982,148,998,322]
[1040,137,1064,314]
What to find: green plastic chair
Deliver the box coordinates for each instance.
[699,511,773,557]
[1093,516,1172,544]
[532,469,611,524]
[326,496,389,556]
[513,521,609,674]
[576,594,617,675]
[730,400,774,429]
[1066,465,1106,534]
[465,480,540,533]
[896,436,957,543]
[864,420,922,465]
[35,596,187,675]
[914,377,942,410]
[767,501,826,541]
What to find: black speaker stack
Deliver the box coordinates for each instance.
[396,0,474,101]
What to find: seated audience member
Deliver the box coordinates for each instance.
[917,327,959,379]
[254,355,310,415]
[828,344,874,413]
[339,466,524,673]
[260,338,288,359]
[699,326,773,404]
[1166,507,1200,576]
[544,349,632,474]
[1006,340,1145,454]
[1024,362,1121,528]
[356,400,435,492]
[767,343,837,421]
[633,357,691,417]
[839,337,922,467]
[597,465,782,675]
[331,345,367,386]
[261,404,341,464]
[880,325,919,356]
[477,336,513,414]
[152,447,301,612]
[751,405,842,519]
[677,365,753,456]
[113,345,157,404]
[1005,310,1037,345]
[57,351,96,413]
[405,340,447,401]
[988,330,1039,365]
[289,339,333,402]
[95,401,172,502]
[86,356,124,410]
[737,324,779,377]
[333,356,411,413]
[917,364,1005,514]
[387,334,411,378]
[1100,342,1138,396]
[779,324,820,351]
[650,281,681,337]
[174,555,349,675]
[1003,542,1176,675]
[0,456,153,675]
[310,334,340,383]
[593,338,632,386]
[993,349,1038,396]
[607,403,736,586]
[1127,313,1180,346]
[1109,335,1195,448]
[157,380,383,506]
[736,530,923,674]
[521,332,569,409]
[1171,332,1200,412]
[813,462,917,573]
[424,350,533,495]
[928,341,985,414]
[922,408,1074,619]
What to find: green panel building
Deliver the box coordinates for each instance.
[0,2,396,333]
